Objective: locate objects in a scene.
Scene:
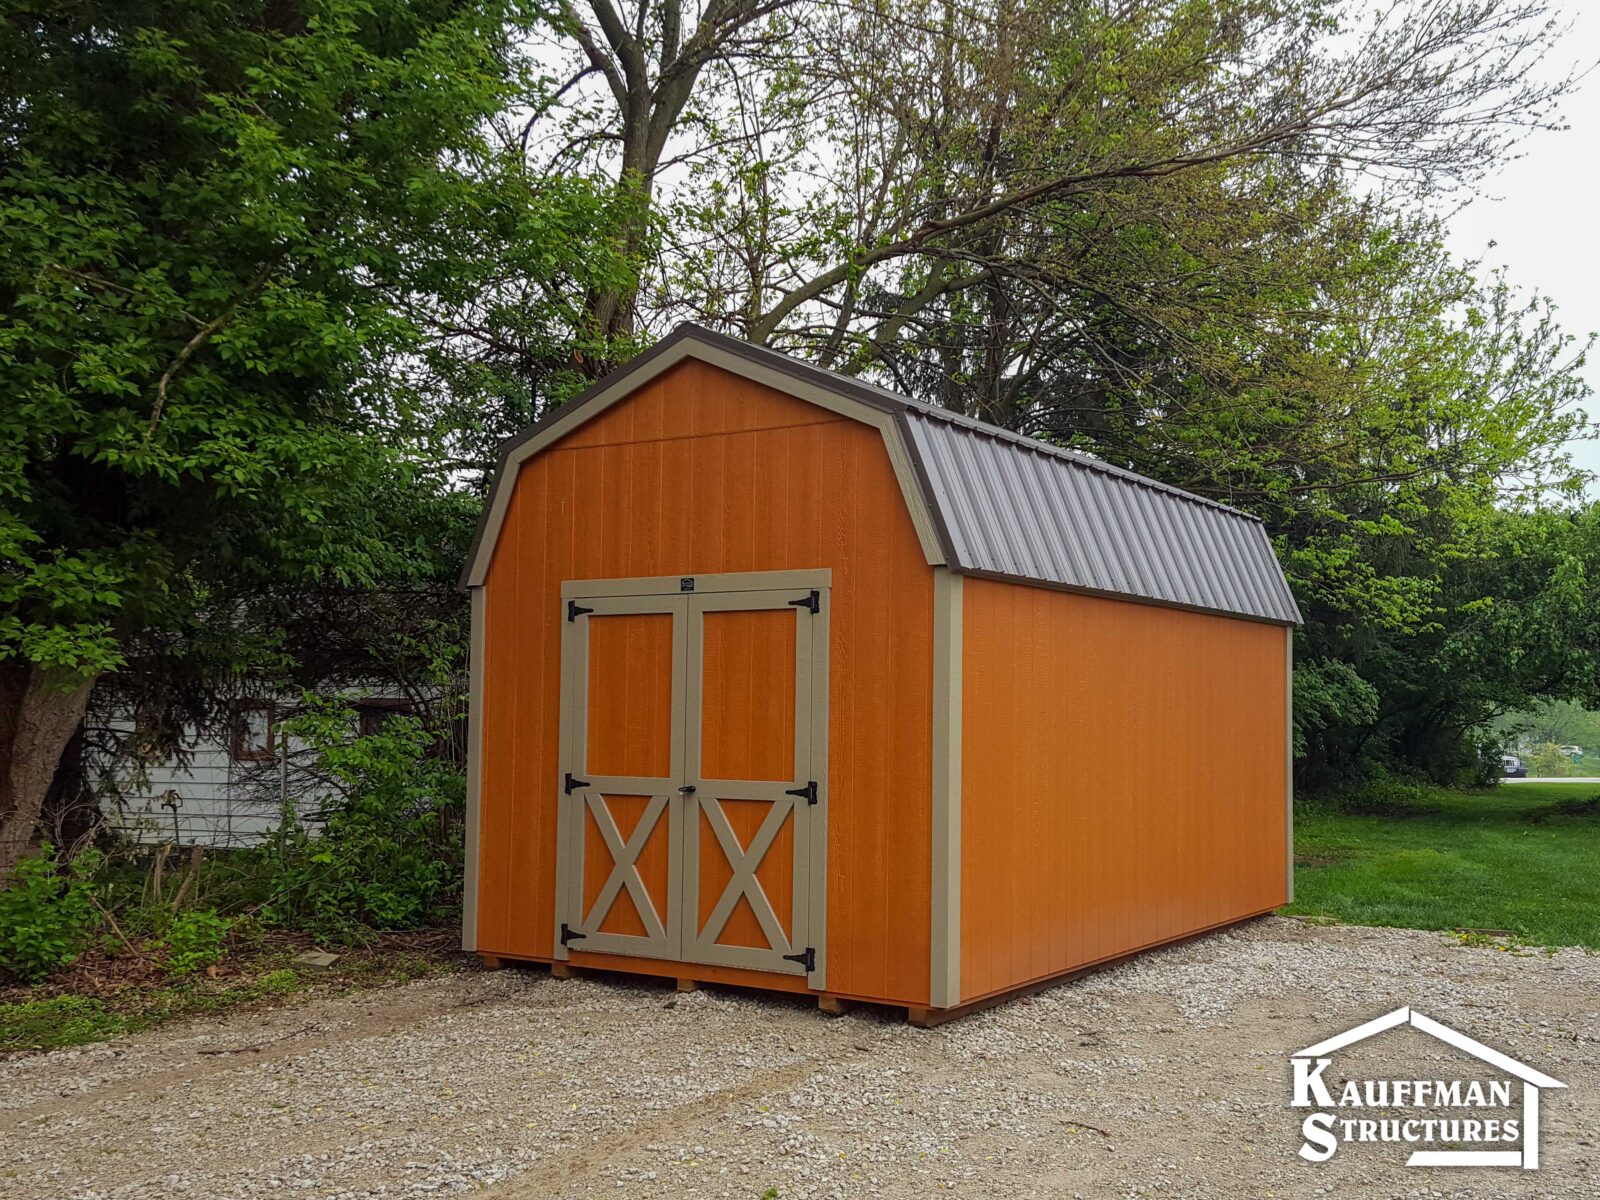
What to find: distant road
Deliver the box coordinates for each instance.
[1503,776,1600,784]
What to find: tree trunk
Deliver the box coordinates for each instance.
[590,96,660,342]
[42,721,97,851]
[0,662,97,878]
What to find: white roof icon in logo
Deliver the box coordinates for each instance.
[1291,1006,1565,1090]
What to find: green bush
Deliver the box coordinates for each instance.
[1527,742,1573,778]
[0,846,99,982]
[262,698,463,942]
[1319,772,1458,817]
[1464,731,1509,790]
[162,909,231,976]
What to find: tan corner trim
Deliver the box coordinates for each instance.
[1285,626,1295,905]
[461,586,486,952]
[562,569,831,599]
[930,568,964,1009]
[462,339,947,588]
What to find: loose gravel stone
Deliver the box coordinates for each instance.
[0,917,1594,1198]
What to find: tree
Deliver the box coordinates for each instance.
[528,0,1576,348]
[523,0,1595,788]
[524,0,805,339]
[1495,700,1600,751]
[0,0,616,874]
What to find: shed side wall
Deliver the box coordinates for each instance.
[958,578,1288,1004]
[477,358,935,1005]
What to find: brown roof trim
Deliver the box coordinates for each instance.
[459,326,1290,622]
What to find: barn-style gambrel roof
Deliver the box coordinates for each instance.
[462,324,1302,626]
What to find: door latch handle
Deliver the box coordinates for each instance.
[677,784,697,794]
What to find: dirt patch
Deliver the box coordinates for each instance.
[1292,852,1350,867]
[1,917,1595,1199]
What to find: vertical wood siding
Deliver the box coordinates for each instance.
[958,578,1288,1004]
[696,608,799,952]
[477,359,934,1004]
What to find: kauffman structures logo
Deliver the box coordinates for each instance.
[1290,1006,1566,1168]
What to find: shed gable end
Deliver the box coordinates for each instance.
[473,357,939,1001]
[482,359,866,586]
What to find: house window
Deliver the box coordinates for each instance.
[357,699,413,738]
[229,700,276,762]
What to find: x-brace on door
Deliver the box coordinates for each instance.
[556,575,828,984]
[682,588,819,975]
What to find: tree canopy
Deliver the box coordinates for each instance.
[0,0,627,867]
[3,0,1598,859]
[497,0,1596,786]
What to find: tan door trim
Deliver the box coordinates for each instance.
[555,593,689,960]
[561,569,831,599]
[553,570,830,988]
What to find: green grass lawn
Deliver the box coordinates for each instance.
[1284,782,1600,949]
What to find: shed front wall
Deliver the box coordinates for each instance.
[959,578,1288,1005]
[476,359,935,1005]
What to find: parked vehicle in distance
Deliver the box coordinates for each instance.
[1502,755,1527,778]
[1560,745,1584,761]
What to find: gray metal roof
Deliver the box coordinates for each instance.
[464,324,1302,625]
[900,412,1301,625]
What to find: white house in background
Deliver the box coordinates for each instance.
[108,693,416,848]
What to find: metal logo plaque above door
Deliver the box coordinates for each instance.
[556,571,830,986]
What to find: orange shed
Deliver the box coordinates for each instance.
[460,325,1301,1022]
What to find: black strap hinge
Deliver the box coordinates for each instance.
[788,589,820,614]
[782,946,815,972]
[567,600,594,622]
[560,922,587,946]
[785,781,818,805]
[564,771,590,794]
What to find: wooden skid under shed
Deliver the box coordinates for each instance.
[478,911,1274,1025]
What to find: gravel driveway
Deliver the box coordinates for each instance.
[2,917,1595,1199]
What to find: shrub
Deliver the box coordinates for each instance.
[0,846,99,982]
[162,909,231,976]
[262,698,463,942]
[1527,742,1573,778]
[1324,772,1450,817]
[1463,730,1508,790]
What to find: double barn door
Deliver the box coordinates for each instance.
[556,574,828,982]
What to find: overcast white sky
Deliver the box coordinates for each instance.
[1443,7,1600,484]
